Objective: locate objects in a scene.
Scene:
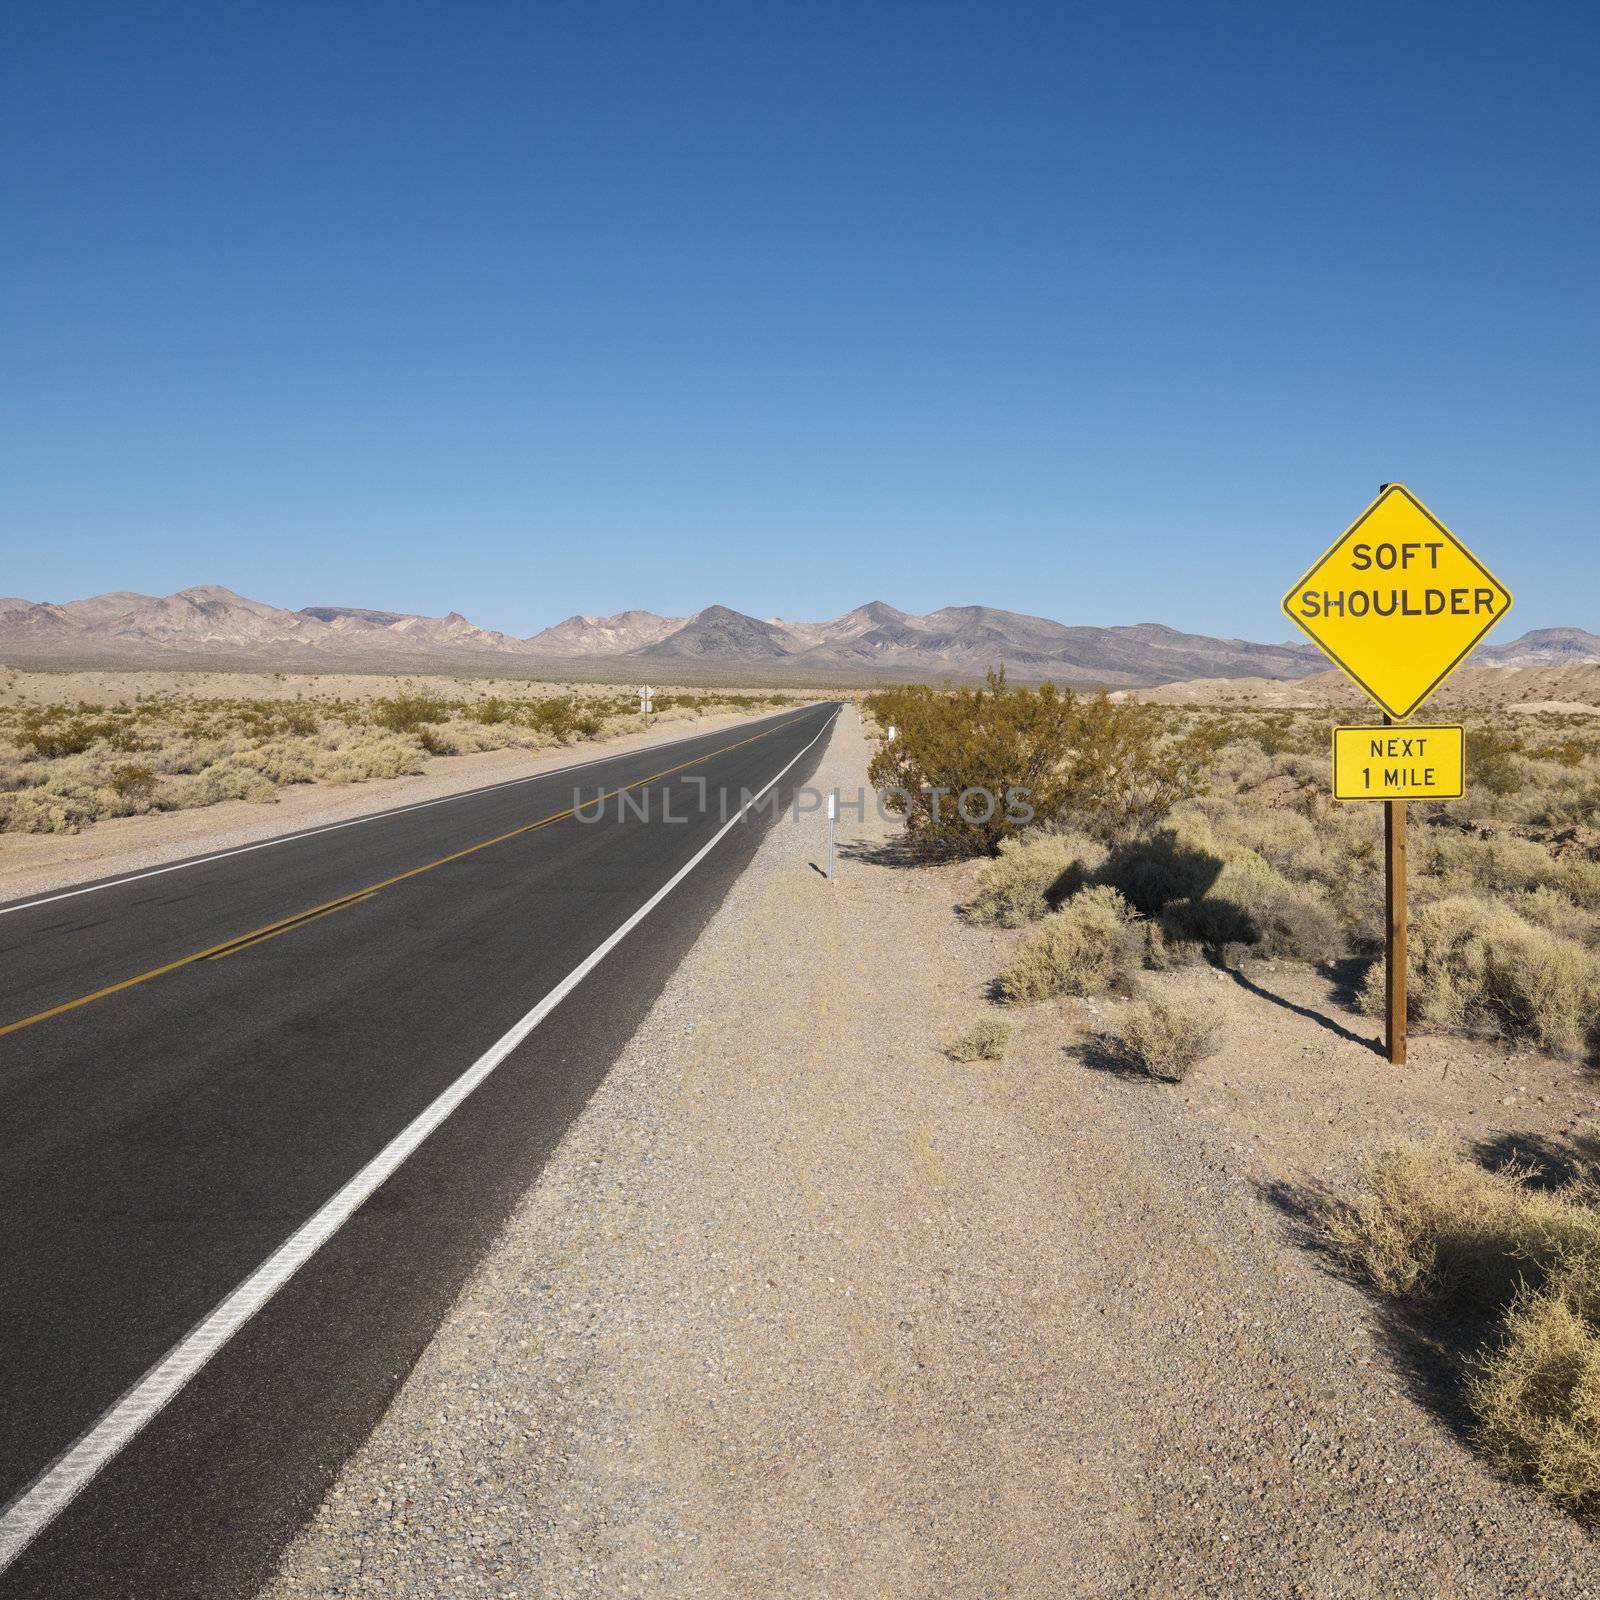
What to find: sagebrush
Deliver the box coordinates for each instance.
[945,1016,1012,1062]
[1357,895,1600,1059]
[996,885,1147,1002]
[1097,993,1223,1081]
[1323,1142,1600,1514]
[963,832,1107,927]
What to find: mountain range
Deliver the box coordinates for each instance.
[1,587,1594,687]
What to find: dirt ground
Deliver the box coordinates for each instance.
[1126,660,1600,712]
[263,708,1600,1598]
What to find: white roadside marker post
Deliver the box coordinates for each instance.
[827,792,837,881]
[887,723,895,743]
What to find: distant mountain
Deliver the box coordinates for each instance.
[524,610,684,655]
[1477,627,1600,668]
[628,603,1327,686]
[633,605,798,662]
[301,605,412,626]
[764,600,912,651]
[60,591,159,625]
[0,587,535,664]
[0,583,1588,687]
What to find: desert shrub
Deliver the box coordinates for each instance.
[372,693,449,733]
[1359,895,1600,1058]
[277,704,319,736]
[1510,887,1598,945]
[434,719,522,755]
[945,1016,1012,1062]
[1093,800,1348,960]
[17,718,117,759]
[472,696,512,725]
[1097,992,1223,1081]
[1323,1142,1600,1513]
[311,737,426,784]
[1139,917,1173,969]
[244,745,318,785]
[1319,1144,1577,1309]
[0,760,42,795]
[997,885,1145,1002]
[963,831,1106,927]
[1196,785,1377,892]
[529,697,603,741]
[1470,1259,1600,1510]
[1467,728,1527,796]
[160,765,278,808]
[1416,829,1600,916]
[1532,781,1600,830]
[0,789,99,833]
[415,726,452,756]
[866,671,1206,857]
[1556,858,1600,913]
[1424,831,1566,898]
[1249,713,1303,757]
[1536,738,1592,769]
[107,762,155,800]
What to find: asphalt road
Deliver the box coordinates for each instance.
[0,702,838,1599]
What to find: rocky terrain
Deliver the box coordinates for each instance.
[1126,660,1600,713]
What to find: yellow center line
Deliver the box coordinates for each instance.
[0,715,802,1039]
[204,892,379,960]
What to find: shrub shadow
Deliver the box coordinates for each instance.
[1323,955,1376,1012]
[1076,1032,1149,1080]
[1099,831,1224,915]
[1470,1130,1600,1192]
[837,835,951,871]
[1258,1178,1493,1458]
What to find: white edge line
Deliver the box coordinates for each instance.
[0,708,838,1573]
[0,704,819,919]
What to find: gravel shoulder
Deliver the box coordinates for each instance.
[264,708,1600,1598]
[0,708,777,903]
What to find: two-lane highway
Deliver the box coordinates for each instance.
[0,701,838,1598]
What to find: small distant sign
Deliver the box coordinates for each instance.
[1332,724,1464,801]
[1282,485,1512,719]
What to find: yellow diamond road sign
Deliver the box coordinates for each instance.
[1282,485,1512,720]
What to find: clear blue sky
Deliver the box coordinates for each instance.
[3,1,1595,640]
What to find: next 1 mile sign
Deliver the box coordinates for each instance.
[1331,724,1464,801]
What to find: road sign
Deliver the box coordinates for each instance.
[1332,724,1464,801]
[1282,484,1512,719]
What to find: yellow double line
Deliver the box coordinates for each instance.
[1,717,797,1040]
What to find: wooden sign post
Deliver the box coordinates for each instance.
[1383,716,1408,1065]
[1330,718,1464,1063]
